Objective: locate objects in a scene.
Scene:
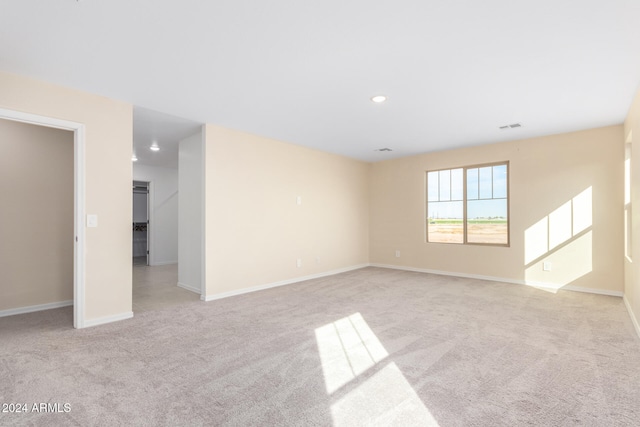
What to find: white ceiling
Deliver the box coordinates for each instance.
[2,1,640,162]
[133,107,201,169]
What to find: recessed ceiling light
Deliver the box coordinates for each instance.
[371,95,387,103]
[150,142,160,151]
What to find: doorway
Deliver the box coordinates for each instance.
[0,108,86,328]
[133,180,150,266]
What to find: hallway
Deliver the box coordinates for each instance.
[133,263,199,313]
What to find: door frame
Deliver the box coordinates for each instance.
[132,180,151,265]
[0,108,86,329]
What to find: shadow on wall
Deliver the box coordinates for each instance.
[524,187,593,292]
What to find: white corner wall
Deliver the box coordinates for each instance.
[133,164,179,265]
[178,130,204,294]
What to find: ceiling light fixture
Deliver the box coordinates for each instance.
[150,142,160,151]
[132,154,138,162]
[371,95,387,103]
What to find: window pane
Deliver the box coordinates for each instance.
[493,165,507,198]
[467,168,478,200]
[427,171,439,202]
[428,201,463,244]
[467,199,508,244]
[451,168,463,201]
[439,170,450,201]
[427,162,508,246]
[479,167,492,199]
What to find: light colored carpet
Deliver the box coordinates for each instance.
[1,267,639,426]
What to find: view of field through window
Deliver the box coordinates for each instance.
[427,163,508,245]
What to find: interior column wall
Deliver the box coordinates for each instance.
[0,71,133,323]
[178,130,204,294]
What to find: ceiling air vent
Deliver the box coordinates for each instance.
[499,123,522,130]
[375,148,393,152]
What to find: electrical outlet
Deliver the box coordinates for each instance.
[543,262,552,271]
[395,250,400,258]
[297,258,302,268]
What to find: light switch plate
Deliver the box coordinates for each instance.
[87,214,98,227]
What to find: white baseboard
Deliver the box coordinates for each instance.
[623,295,640,339]
[562,285,623,297]
[177,282,201,294]
[369,263,624,297]
[83,311,133,328]
[0,300,73,318]
[202,264,368,302]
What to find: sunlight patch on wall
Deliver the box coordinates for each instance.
[524,217,548,265]
[315,313,439,426]
[548,200,572,250]
[523,187,593,289]
[525,231,592,290]
[572,188,592,235]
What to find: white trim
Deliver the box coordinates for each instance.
[369,263,624,297]
[562,285,624,297]
[0,300,73,318]
[83,311,133,328]
[177,282,201,294]
[0,108,86,329]
[202,264,368,302]
[147,180,154,266]
[624,295,640,339]
[200,125,207,300]
[74,125,86,328]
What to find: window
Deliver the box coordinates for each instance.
[427,162,509,245]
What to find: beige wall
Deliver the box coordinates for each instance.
[370,125,624,294]
[0,71,133,322]
[205,124,370,297]
[0,69,632,327]
[625,85,640,333]
[0,120,73,310]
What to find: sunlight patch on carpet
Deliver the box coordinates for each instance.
[315,313,439,426]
